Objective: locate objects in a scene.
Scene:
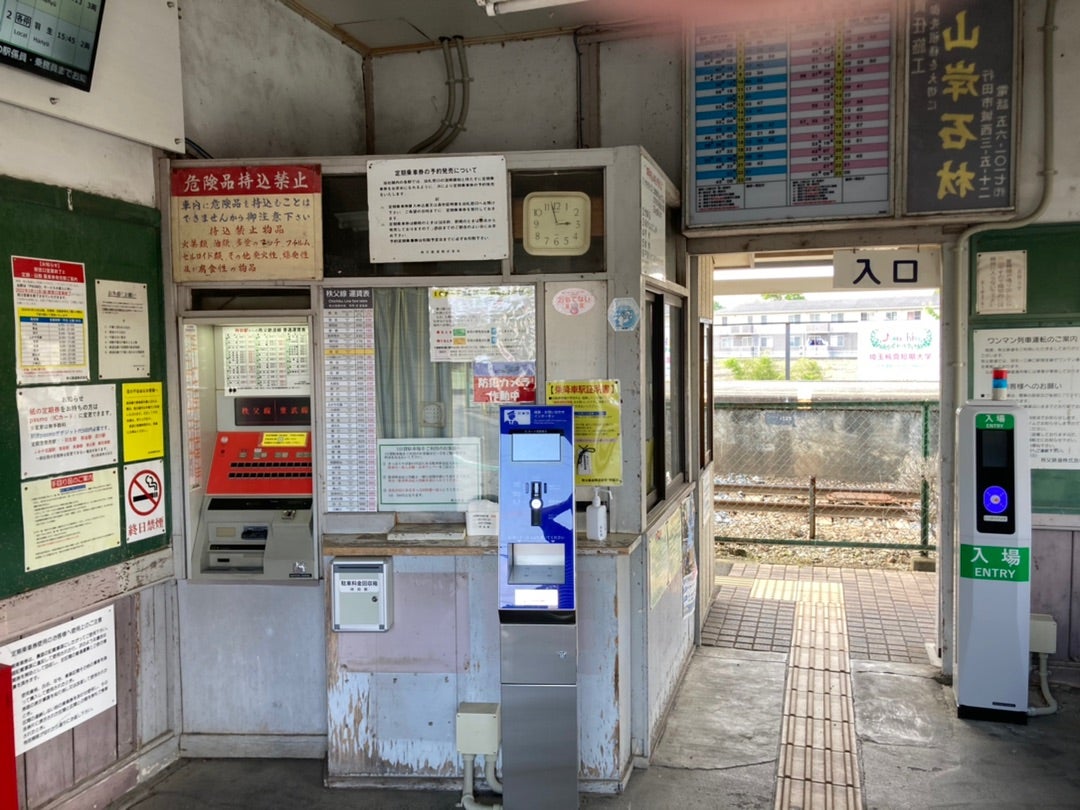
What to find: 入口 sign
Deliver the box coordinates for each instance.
[833,247,941,290]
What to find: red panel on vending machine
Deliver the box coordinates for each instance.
[205,431,313,497]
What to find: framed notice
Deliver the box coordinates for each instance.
[170,165,323,281]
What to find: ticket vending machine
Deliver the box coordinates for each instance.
[955,378,1031,722]
[187,321,317,581]
[498,405,578,809]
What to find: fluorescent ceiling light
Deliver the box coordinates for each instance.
[479,0,591,16]
[713,265,834,281]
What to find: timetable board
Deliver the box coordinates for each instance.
[687,2,893,227]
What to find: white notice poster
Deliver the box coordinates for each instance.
[973,327,1080,467]
[367,155,509,263]
[0,606,117,755]
[96,279,150,379]
[975,250,1027,314]
[17,384,118,479]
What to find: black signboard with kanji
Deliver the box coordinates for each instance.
[905,0,1016,214]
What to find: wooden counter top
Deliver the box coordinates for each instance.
[323,525,640,557]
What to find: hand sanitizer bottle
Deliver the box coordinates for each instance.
[585,488,608,541]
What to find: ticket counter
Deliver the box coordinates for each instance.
[323,528,640,792]
[166,147,708,783]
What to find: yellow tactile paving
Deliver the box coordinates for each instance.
[772,577,863,810]
[714,574,756,589]
[708,563,937,807]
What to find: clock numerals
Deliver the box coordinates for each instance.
[522,191,592,256]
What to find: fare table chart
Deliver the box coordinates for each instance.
[690,3,893,225]
[322,288,378,512]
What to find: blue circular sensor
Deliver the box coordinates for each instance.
[983,485,1009,514]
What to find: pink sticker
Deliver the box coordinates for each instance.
[552,287,596,316]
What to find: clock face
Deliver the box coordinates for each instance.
[523,191,591,256]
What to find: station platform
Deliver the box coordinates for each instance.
[110,562,1080,810]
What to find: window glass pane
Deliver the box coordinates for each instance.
[645,297,660,503]
[664,301,686,484]
[373,286,537,502]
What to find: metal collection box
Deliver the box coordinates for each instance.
[331,558,393,632]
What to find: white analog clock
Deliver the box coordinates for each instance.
[523,191,591,256]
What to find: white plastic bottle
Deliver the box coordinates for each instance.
[585,488,608,541]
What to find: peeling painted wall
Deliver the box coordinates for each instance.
[326,553,635,790]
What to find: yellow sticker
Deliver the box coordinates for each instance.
[261,432,308,447]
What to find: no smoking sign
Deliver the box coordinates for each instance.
[124,460,166,543]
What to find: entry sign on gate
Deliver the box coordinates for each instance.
[124,459,166,542]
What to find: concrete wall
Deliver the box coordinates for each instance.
[374,37,579,155]
[178,0,366,158]
[372,31,683,183]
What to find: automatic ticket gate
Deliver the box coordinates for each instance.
[955,371,1031,722]
[498,405,578,809]
[192,431,316,580]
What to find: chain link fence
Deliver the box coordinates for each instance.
[713,401,939,551]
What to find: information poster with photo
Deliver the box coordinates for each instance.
[546,380,624,486]
[973,327,1080,468]
[428,286,535,363]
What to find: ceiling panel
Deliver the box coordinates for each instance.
[282,0,623,52]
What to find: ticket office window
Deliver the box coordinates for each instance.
[645,289,687,511]
[373,285,536,502]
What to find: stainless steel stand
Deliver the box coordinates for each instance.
[499,620,579,809]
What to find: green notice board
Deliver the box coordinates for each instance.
[0,176,170,598]
[969,224,1080,515]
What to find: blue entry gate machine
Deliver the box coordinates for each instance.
[498,404,579,809]
[955,369,1031,722]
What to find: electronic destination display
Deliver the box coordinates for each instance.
[0,0,106,92]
